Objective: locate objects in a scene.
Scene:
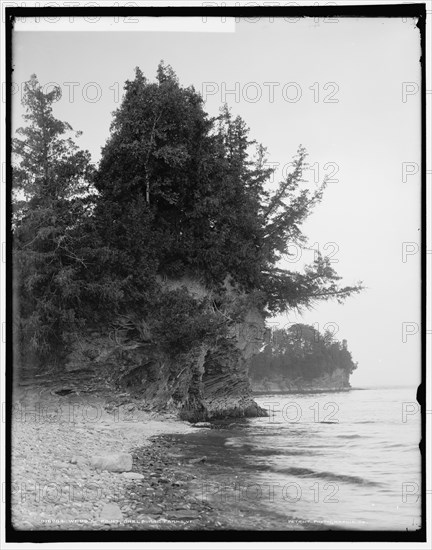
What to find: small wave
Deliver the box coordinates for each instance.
[274,466,381,487]
[320,420,339,430]
[252,448,317,457]
[381,442,407,449]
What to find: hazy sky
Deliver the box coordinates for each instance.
[11,16,422,387]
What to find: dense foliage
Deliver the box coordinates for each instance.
[12,75,94,360]
[249,324,358,382]
[12,64,362,366]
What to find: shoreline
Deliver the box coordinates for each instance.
[251,388,352,395]
[11,386,200,530]
[11,385,310,531]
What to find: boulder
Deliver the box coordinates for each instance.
[189,456,207,464]
[91,453,133,472]
[70,455,87,466]
[100,502,123,523]
[122,471,144,480]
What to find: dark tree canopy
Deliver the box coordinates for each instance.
[249,324,358,382]
[12,64,363,364]
[94,62,362,308]
[12,75,94,359]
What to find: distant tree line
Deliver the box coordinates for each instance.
[12,63,362,370]
[249,324,358,382]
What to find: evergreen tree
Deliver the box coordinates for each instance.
[12,64,363,368]
[250,324,358,382]
[94,62,362,315]
[12,75,94,361]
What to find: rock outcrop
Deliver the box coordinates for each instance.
[64,276,268,421]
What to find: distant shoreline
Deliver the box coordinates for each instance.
[252,386,418,395]
[251,388,352,395]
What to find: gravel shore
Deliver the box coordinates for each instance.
[11,386,201,530]
[11,385,305,531]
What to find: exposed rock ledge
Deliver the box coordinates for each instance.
[250,368,351,394]
[64,276,268,421]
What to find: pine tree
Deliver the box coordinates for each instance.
[12,75,94,363]
[12,65,363,368]
[95,63,362,315]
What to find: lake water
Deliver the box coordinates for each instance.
[172,387,422,531]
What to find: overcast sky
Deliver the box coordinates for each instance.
[11,16,422,387]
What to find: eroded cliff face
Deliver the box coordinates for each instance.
[197,307,267,420]
[250,368,351,393]
[64,276,268,421]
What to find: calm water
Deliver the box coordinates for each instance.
[173,387,422,531]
